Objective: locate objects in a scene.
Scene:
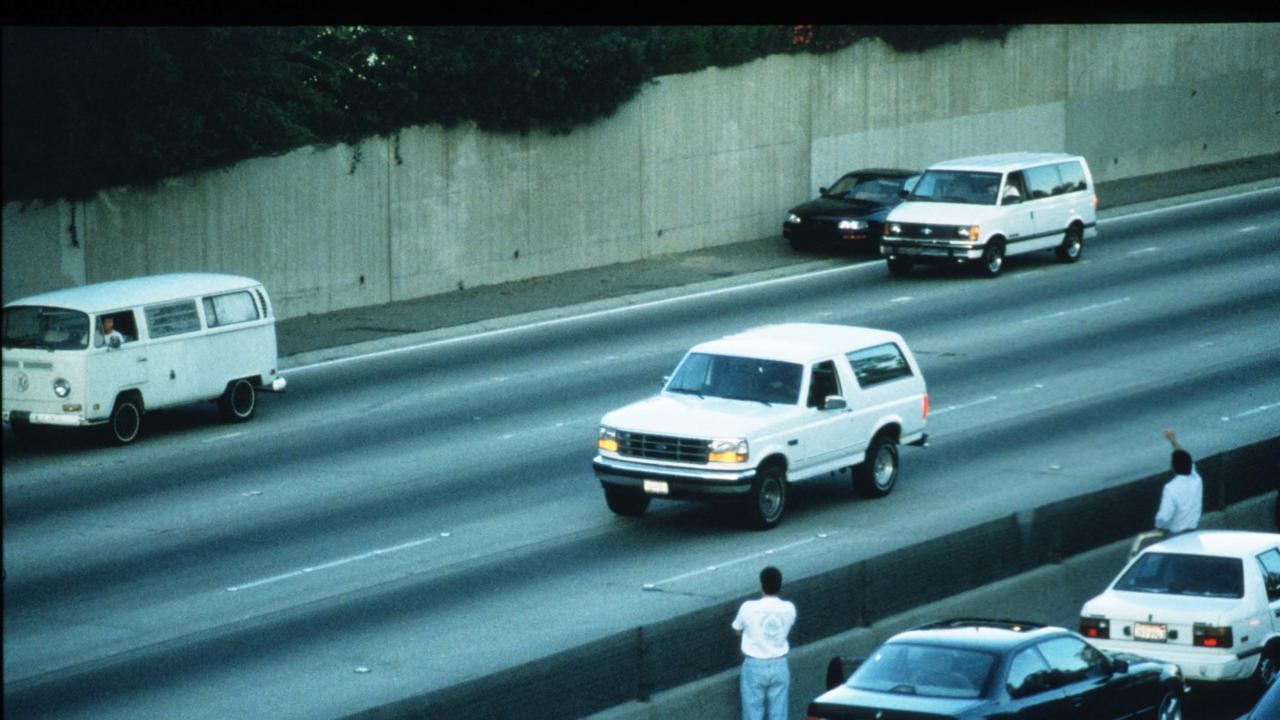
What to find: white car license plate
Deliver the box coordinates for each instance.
[643,480,669,496]
[1134,623,1168,642]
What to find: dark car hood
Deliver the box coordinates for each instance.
[789,197,894,220]
[808,685,986,718]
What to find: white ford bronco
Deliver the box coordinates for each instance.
[593,323,928,529]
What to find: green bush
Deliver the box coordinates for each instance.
[2,26,1010,204]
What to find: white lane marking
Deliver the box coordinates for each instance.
[1221,401,1280,421]
[642,535,828,591]
[203,432,243,443]
[283,186,1280,375]
[1126,246,1159,257]
[930,396,999,416]
[1241,226,1259,233]
[1022,297,1130,324]
[890,296,914,303]
[227,533,451,592]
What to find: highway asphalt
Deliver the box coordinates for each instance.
[276,152,1280,365]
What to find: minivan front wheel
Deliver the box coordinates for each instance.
[978,240,1005,278]
[219,378,257,422]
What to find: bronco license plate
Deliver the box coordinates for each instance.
[1133,623,1168,642]
[643,480,669,496]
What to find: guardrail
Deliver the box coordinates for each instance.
[343,437,1279,720]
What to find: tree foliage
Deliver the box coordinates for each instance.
[2,25,1011,204]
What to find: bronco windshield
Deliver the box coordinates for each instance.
[666,353,803,406]
[2,306,90,351]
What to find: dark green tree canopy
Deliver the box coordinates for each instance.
[2,25,1009,204]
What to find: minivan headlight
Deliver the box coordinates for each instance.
[708,438,748,463]
[885,223,901,236]
[598,426,619,453]
[958,225,980,241]
[53,378,71,398]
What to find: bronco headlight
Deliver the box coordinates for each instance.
[708,438,748,464]
[838,220,868,231]
[53,378,71,398]
[597,426,619,453]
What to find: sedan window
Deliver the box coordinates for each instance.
[1035,636,1108,684]
[1115,552,1244,598]
[824,175,909,204]
[1006,647,1053,698]
[846,643,994,699]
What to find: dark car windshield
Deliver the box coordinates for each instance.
[823,174,914,204]
[666,353,802,405]
[2,306,90,351]
[845,642,994,699]
[907,170,1001,205]
[1115,552,1244,598]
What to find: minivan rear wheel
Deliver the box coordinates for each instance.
[1055,226,1084,263]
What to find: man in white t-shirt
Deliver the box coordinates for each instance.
[732,566,796,720]
[1154,428,1202,535]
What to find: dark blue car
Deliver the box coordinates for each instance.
[808,619,1185,720]
[783,168,918,253]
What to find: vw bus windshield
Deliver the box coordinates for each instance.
[2,306,90,350]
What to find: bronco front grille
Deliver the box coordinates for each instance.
[617,432,709,464]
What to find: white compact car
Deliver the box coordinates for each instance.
[1080,530,1280,687]
[880,152,1098,278]
[593,323,928,530]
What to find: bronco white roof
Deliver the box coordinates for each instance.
[928,153,1080,174]
[1144,530,1280,558]
[4,273,262,313]
[691,323,905,364]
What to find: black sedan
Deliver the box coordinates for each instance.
[783,168,918,253]
[808,619,1185,720]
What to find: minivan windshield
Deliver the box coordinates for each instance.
[666,353,803,405]
[2,306,90,350]
[1115,552,1244,598]
[908,170,1002,205]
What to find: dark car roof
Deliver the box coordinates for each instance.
[889,619,1067,653]
[840,168,918,178]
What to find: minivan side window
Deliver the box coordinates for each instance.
[847,343,913,388]
[203,291,261,328]
[1024,164,1063,199]
[145,299,202,339]
[1056,161,1088,194]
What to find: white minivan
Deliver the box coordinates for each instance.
[880,152,1098,277]
[2,273,286,445]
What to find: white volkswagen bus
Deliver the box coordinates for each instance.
[3,273,286,445]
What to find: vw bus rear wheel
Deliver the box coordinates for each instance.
[219,378,257,422]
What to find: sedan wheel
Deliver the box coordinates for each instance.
[1156,691,1181,720]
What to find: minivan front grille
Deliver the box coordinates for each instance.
[617,432,709,464]
[892,222,964,240]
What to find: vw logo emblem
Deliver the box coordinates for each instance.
[14,371,30,393]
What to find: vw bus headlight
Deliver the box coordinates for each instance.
[53,378,71,398]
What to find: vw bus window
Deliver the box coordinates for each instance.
[145,300,202,338]
[203,291,260,328]
[2,306,90,350]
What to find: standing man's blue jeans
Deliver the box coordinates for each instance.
[740,656,789,720]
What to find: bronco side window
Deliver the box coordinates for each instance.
[807,360,841,408]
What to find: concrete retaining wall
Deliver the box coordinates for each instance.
[5,24,1278,315]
